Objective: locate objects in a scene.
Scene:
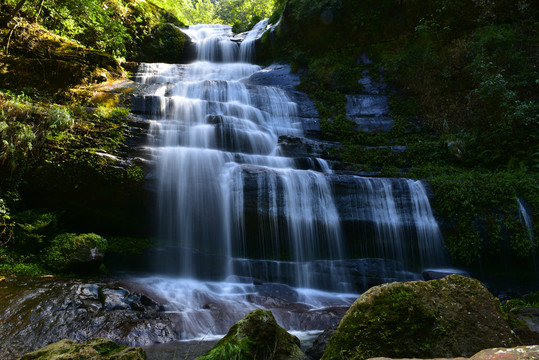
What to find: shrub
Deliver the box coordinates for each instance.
[44,233,107,271]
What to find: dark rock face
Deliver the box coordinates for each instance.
[306,324,338,360]
[244,63,321,137]
[0,278,175,360]
[197,309,308,360]
[18,338,146,360]
[141,23,194,64]
[322,275,520,360]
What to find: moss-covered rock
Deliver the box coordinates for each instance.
[0,20,122,90]
[43,233,107,273]
[197,309,308,360]
[18,337,145,360]
[140,22,191,64]
[322,275,519,360]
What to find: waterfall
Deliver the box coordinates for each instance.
[517,198,535,242]
[132,20,449,339]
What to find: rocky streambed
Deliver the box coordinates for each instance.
[0,276,349,359]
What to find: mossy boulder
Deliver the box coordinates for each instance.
[0,20,122,90]
[18,337,145,359]
[196,309,308,360]
[43,233,107,273]
[140,23,191,64]
[322,275,519,360]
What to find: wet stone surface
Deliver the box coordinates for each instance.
[0,277,176,360]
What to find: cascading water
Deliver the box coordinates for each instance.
[517,198,535,242]
[132,21,449,339]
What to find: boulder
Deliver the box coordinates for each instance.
[18,337,145,360]
[366,346,539,360]
[44,233,107,273]
[469,345,539,360]
[196,309,308,360]
[322,275,520,360]
[0,20,122,91]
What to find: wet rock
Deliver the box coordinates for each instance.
[322,275,519,360]
[255,283,299,303]
[246,63,301,91]
[18,338,145,360]
[514,308,539,333]
[244,63,320,137]
[422,269,470,281]
[197,309,308,360]
[351,116,395,133]
[277,135,343,160]
[306,324,338,360]
[509,307,539,345]
[0,278,176,360]
[345,94,390,117]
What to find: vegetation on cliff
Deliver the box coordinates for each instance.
[261,0,538,268]
[0,2,154,275]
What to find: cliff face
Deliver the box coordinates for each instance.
[256,0,538,276]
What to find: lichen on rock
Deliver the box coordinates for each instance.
[17,337,145,360]
[322,275,520,360]
[196,309,308,360]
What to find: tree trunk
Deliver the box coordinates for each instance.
[1,0,27,27]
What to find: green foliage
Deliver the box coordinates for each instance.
[504,291,539,312]
[140,22,187,63]
[48,105,74,131]
[217,0,276,33]
[420,168,538,264]
[13,210,58,251]
[2,0,186,61]
[106,236,152,255]
[44,232,107,271]
[0,249,45,276]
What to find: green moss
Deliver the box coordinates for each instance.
[197,309,306,360]
[322,275,519,360]
[43,233,107,272]
[139,23,187,63]
[18,338,145,359]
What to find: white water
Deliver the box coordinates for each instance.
[517,198,535,242]
[133,21,449,339]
